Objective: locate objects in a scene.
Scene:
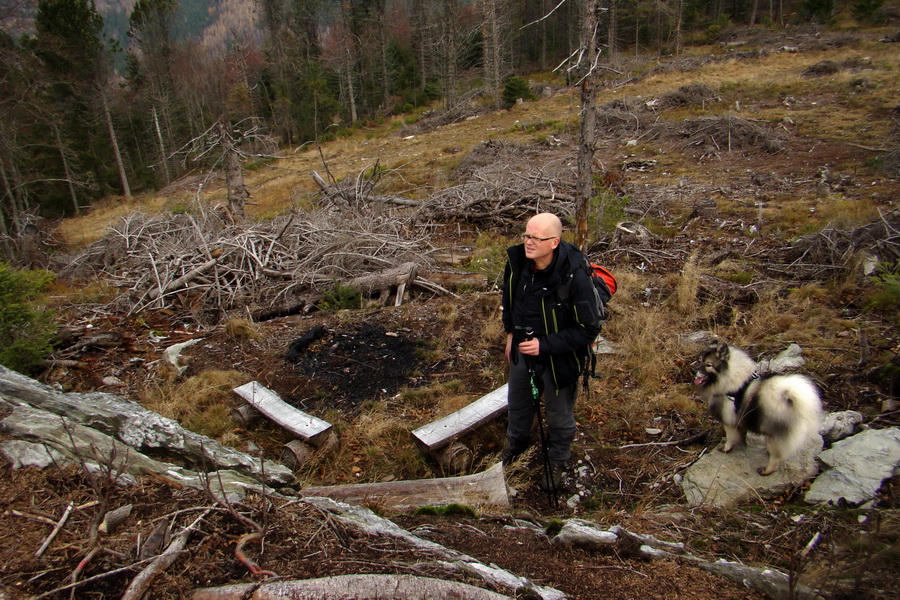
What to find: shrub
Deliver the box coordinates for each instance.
[318,281,362,311]
[0,262,57,374]
[852,0,884,22]
[502,76,535,107]
[864,264,900,315]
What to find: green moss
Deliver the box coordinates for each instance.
[413,503,478,517]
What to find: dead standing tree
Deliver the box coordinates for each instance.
[184,117,275,223]
[535,0,604,251]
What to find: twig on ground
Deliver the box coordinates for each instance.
[121,510,212,600]
[35,501,74,558]
[619,428,713,449]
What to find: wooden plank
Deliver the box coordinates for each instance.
[301,462,509,509]
[411,384,508,452]
[233,381,332,447]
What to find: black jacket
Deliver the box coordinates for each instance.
[501,241,602,389]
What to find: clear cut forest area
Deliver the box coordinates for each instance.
[1,4,900,600]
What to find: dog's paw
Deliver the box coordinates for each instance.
[757,466,775,476]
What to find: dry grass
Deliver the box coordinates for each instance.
[299,401,433,486]
[224,317,263,342]
[140,369,246,440]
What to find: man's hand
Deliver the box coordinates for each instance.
[517,338,540,356]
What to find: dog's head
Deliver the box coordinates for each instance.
[693,340,730,388]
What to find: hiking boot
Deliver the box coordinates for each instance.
[500,446,524,465]
[539,462,566,491]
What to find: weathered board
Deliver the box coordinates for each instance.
[301,462,509,509]
[233,381,332,447]
[410,384,508,452]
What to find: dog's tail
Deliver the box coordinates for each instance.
[765,374,823,456]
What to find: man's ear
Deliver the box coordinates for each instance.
[551,238,560,249]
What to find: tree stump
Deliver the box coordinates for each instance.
[232,405,260,427]
[434,442,473,473]
[281,440,315,470]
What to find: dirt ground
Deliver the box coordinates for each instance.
[2,288,898,600]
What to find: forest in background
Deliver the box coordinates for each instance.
[0,0,893,245]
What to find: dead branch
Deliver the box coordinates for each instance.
[619,428,713,449]
[58,209,443,324]
[785,206,900,279]
[31,556,159,600]
[121,510,211,600]
[35,501,74,557]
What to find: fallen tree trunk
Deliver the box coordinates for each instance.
[148,256,222,300]
[192,574,514,600]
[346,261,418,298]
[311,170,422,207]
[301,462,509,509]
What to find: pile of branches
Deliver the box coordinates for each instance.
[413,140,575,228]
[658,83,721,110]
[58,207,439,323]
[784,207,900,279]
[679,115,785,154]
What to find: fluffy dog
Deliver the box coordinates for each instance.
[693,340,822,475]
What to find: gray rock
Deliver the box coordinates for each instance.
[0,366,295,487]
[697,559,823,600]
[820,410,864,443]
[681,433,822,507]
[757,343,805,373]
[805,427,900,506]
[0,440,65,468]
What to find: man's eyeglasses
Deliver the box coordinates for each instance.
[522,234,557,243]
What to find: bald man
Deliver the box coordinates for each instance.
[500,213,602,491]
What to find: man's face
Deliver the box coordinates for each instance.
[523,219,560,265]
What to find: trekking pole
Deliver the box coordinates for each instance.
[524,329,558,508]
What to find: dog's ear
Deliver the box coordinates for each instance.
[715,342,730,361]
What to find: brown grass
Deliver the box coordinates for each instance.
[140,369,246,440]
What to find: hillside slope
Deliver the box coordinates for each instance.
[21,25,900,600]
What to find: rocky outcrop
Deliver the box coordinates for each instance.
[0,366,296,499]
[679,432,822,508]
[805,427,900,506]
[680,408,898,508]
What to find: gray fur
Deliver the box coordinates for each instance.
[693,341,822,475]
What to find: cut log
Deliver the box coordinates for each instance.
[434,442,473,473]
[192,574,514,600]
[280,440,315,470]
[233,381,333,447]
[232,404,260,427]
[411,384,508,453]
[300,462,509,509]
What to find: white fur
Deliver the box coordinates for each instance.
[695,343,823,475]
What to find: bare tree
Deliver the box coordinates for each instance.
[480,0,505,107]
[99,88,132,200]
[575,0,602,251]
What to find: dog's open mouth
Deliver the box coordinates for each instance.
[693,374,708,386]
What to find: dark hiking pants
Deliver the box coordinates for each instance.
[506,350,577,465]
